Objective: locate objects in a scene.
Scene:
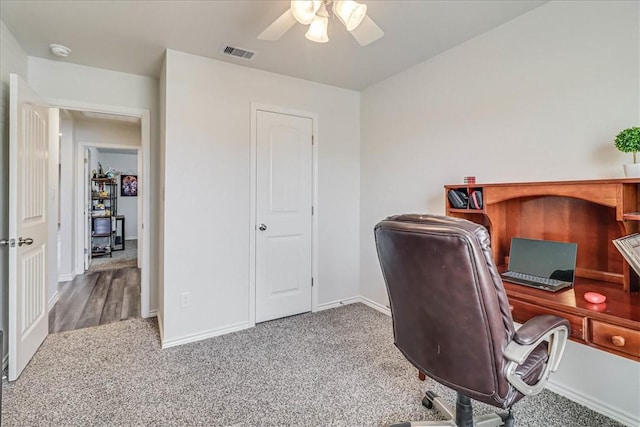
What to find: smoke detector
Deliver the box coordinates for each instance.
[49,44,72,58]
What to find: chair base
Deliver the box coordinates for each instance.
[391,391,513,427]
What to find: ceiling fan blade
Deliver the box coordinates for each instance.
[257,8,297,41]
[350,15,384,46]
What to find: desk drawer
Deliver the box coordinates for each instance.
[509,300,585,341]
[590,320,640,358]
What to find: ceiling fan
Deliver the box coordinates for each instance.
[258,0,384,46]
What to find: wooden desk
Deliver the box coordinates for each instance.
[505,275,639,360]
[445,179,640,361]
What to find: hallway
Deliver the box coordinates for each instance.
[49,267,140,333]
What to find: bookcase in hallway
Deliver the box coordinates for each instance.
[91,177,117,257]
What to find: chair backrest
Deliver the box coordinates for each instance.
[374,214,517,404]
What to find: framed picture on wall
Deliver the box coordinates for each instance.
[121,174,138,197]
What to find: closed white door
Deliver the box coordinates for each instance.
[255,110,313,323]
[8,74,50,381]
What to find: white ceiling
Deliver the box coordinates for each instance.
[1,0,547,91]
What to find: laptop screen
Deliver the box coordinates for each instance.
[508,237,578,282]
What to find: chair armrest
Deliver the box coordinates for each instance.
[514,314,571,346]
[504,315,570,396]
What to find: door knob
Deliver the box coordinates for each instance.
[18,237,34,247]
[258,224,267,231]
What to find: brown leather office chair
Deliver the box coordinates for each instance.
[374,214,570,427]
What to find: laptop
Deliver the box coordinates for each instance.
[500,237,578,292]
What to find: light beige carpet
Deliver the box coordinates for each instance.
[1,304,622,426]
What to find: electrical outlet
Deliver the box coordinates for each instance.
[180,292,191,308]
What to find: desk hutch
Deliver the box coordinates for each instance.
[445,179,640,361]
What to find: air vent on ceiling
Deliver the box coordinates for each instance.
[220,44,256,61]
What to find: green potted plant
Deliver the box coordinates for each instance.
[615,127,640,177]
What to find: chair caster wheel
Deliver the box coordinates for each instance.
[422,391,437,409]
[422,396,433,409]
[499,411,514,427]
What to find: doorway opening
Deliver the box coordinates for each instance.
[84,145,140,272]
[50,108,148,333]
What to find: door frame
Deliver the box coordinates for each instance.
[83,147,91,271]
[249,103,319,327]
[76,141,141,271]
[51,99,152,318]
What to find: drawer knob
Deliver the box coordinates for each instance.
[611,335,625,347]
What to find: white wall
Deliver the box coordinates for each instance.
[359,1,639,424]
[47,110,60,305]
[547,339,640,425]
[162,50,360,344]
[157,56,166,335]
[28,58,159,313]
[0,20,29,365]
[96,151,138,239]
[58,119,75,280]
[75,119,141,148]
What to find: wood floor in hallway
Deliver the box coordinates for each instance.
[49,267,141,333]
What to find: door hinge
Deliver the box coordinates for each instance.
[311,277,314,287]
[311,206,314,216]
[312,135,314,145]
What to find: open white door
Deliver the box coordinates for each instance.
[8,74,50,381]
[255,110,313,323]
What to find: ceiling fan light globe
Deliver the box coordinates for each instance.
[291,0,322,25]
[305,15,329,43]
[333,0,367,31]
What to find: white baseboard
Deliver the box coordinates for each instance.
[316,296,391,316]
[58,273,74,282]
[356,296,391,316]
[161,321,251,349]
[315,296,361,312]
[146,309,158,318]
[546,380,638,427]
[48,291,60,312]
[2,353,7,372]
[161,298,368,349]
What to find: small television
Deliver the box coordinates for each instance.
[92,217,111,235]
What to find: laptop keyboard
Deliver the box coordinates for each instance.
[502,271,565,287]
